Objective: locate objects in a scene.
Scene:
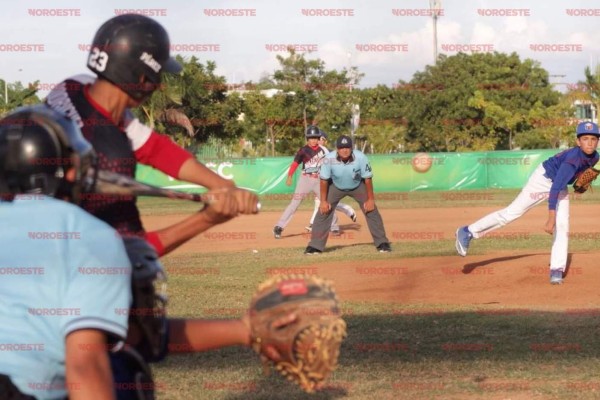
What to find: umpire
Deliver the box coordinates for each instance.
[305,135,391,254]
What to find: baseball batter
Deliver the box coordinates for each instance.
[455,121,600,284]
[273,126,353,238]
[45,14,258,256]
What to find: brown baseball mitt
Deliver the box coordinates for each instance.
[249,275,347,393]
[573,167,600,193]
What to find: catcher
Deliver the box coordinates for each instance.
[0,106,345,399]
[117,238,347,398]
[456,121,600,284]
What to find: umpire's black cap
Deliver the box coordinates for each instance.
[336,135,353,149]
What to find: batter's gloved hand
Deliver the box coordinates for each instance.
[249,275,347,393]
[573,167,600,193]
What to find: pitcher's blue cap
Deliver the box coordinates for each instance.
[576,121,600,137]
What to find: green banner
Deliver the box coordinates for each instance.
[135,150,566,194]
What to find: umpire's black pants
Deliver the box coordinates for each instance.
[308,181,389,251]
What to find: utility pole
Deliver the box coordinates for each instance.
[347,52,360,148]
[430,0,442,65]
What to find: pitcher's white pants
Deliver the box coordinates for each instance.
[468,164,569,271]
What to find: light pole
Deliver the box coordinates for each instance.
[347,52,360,148]
[430,0,442,65]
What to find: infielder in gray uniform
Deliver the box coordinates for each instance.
[305,135,391,254]
[274,126,354,238]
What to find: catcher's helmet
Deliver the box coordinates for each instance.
[305,125,321,139]
[87,14,182,101]
[0,105,96,202]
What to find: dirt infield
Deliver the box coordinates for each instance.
[143,204,600,310]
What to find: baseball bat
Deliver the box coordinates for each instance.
[91,169,261,211]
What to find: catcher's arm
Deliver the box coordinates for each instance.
[165,315,296,359]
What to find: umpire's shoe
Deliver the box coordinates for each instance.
[455,226,473,257]
[273,226,283,239]
[377,242,392,253]
[304,246,322,255]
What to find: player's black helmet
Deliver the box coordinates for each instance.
[305,125,321,139]
[87,14,182,101]
[0,105,96,202]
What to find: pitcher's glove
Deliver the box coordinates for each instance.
[573,167,600,193]
[249,275,347,393]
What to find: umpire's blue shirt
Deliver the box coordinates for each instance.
[320,149,373,190]
[0,195,131,400]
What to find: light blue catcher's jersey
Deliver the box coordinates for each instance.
[320,150,373,190]
[0,195,131,400]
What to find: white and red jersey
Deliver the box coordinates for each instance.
[45,75,192,250]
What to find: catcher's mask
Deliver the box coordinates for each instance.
[0,104,96,203]
[87,14,182,101]
[122,237,169,361]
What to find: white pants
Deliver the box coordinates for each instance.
[468,164,569,271]
[309,198,355,229]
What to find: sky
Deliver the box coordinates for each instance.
[1,0,599,96]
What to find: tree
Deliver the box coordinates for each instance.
[0,80,41,116]
[134,56,245,152]
[401,52,560,151]
[271,49,361,135]
[355,85,407,153]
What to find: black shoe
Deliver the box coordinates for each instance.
[273,226,283,239]
[377,243,392,253]
[304,246,322,255]
[350,212,357,223]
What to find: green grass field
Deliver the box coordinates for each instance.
[145,190,600,400]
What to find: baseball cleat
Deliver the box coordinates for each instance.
[455,226,473,257]
[304,246,322,255]
[273,226,283,239]
[305,224,313,232]
[350,212,357,223]
[377,243,392,253]
[331,229,341,236]
[550,270,564,285]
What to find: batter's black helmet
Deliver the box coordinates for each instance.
[0,105,96,202]
[87,14,182,101]
[305,125,321,139]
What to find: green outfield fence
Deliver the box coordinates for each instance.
[136,150,572,194]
